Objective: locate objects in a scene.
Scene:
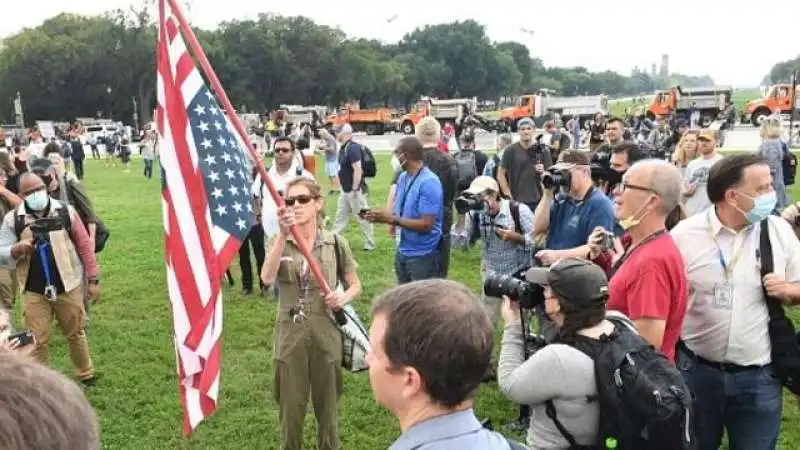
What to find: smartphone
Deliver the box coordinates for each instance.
[7,330,34,347]
[358,208,371,218]
[599,231,615,251]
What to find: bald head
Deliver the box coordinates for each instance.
[627,159,683,215]
[19,172,45,196]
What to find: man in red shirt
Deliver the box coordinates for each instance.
[588,159,688,361]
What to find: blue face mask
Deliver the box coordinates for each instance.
[737,191,777,224]
[25,190,49,212]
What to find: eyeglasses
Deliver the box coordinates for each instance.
[284,195,317,206]
[274,148,292,154]
[620,182,656,194]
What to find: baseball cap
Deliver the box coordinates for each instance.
[464,176,499,196]
[517,118,535,129]
[697,129,716,141]
[525,258,609,304]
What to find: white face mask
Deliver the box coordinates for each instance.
[390,155,402,172]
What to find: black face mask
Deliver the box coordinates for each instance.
[41,175,53,186]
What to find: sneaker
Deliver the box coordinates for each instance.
[80,376,99,388]
[241,288,253,296]
[362,247,375,252]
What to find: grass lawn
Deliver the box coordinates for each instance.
[28,155,800,449]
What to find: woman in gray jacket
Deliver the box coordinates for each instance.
[757,117,789,213]
[498,258,624,450]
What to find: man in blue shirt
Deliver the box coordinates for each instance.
[368,279,524,450]
[365,136,443,284]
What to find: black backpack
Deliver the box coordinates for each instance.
[781,141,796,186]
[360,145,377,178]
[454,149,478,190]
[547,316,695,450]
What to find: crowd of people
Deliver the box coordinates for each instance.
[240,111,800,450]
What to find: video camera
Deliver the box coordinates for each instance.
[454,193,485,215]
[589,150,611,184]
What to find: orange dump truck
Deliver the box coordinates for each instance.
[325,107,393,135]
[647,86,731,126]
[743,84,799,126]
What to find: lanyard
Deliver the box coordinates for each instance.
[706,215,757,280]
[610,230,667,276]
[397,170,422,215]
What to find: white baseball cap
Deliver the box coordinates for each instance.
[464,176,499,195]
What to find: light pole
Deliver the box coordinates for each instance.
[106,86,113,119]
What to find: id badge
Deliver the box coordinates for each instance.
[712,282,733,310]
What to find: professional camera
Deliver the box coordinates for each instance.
[454,193,485,215]
[483,271,545,310]
[541,167,571,190]
[29,216,66,243]
[589,150,611,183]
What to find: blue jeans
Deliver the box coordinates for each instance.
[144,159,154,179]
[677,347,782,450]
[395,250,440,285]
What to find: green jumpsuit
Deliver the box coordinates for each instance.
[270,230,356,450]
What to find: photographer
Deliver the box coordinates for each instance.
[587,160,687,361]
[532,150,616,266]
[452,176,534,329]
[498,258,617,449]
[0,173,99,386]
[497,118,552,212]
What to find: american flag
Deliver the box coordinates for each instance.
[156,0,253,434]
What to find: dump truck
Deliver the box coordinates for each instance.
[399,97,479,135]
[647,86,732,126]
[499,90,608,131]
[743,84,800,126]
[325,104,393,135]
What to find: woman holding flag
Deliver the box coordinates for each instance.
[261,177,362,450]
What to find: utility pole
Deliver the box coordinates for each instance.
[13,92,24,128]
[791,70,798,148]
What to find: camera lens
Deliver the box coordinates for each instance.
[541,171,564,190]
[483,273,544,310]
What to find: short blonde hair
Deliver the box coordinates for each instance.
[760,117,782,140]
[415,117,441,145]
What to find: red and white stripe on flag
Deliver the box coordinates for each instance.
[156,0,252,435]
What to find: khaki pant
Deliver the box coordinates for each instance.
[0,269,17,311]
[273,338,343,450]
[332,192,375,250]
[23,287,94,380]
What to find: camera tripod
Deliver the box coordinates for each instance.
[505,303,535,433]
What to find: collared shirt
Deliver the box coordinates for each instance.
[389,408,512,450]
[451,200,534,276]
[670,209,800,366]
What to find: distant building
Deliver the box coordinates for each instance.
[651,63,657,77]
[659,54,669,78]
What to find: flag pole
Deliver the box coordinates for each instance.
[166,0,346,324]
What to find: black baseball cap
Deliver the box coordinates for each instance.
[525,258,609,305]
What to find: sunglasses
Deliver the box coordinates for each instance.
[274,148,292,154]
[284,195,317,206]
[620,181,656,194]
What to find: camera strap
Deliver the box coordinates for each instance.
[396,169,422,215]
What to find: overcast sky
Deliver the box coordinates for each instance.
[2,0,794,87]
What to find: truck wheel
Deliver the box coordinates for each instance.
[751,108,771,127]
[365,124,378,135]
[646,111,656,122]
[401,121,414,135]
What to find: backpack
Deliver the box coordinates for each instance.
[14,206,71,240]
[360,145,377,178]
[469,200,523,245]
[781,141,796,186]
[454,149,478,190]
[547,316,695,450]
[331,233,370,373]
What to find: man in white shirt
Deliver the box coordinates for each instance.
[682,130,723,216]
[259,136,314,238]
[671,153,800,450]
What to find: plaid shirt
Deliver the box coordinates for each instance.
[451,200,534,276]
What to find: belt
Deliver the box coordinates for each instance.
[677,340,769,373]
